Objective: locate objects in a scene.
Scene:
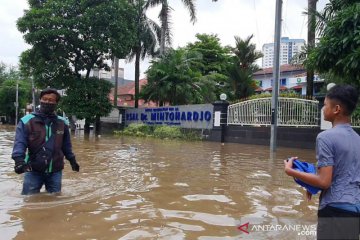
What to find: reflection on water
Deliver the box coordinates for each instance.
[0,125,318,239]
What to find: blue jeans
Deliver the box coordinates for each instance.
[22,171,62,195]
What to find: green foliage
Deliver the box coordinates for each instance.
[227,35,263,100]
[141,33,263,104]
[186,33,231,75]
[142,48,217,105]
[127,0,161,108]
[352,106,360,120]
[185,33,232,99]
[153,125,182,139]
[115,123,201,140]
[121,123,154,136]
[234,92,316,103]
[59,77,113,122]
[309,1,360,89]
[17,0,137,87]
[0,64,31,121]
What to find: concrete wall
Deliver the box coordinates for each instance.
[207,125,360,149]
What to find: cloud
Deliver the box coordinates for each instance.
[0,0,29,67]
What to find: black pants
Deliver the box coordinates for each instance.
[318,205,360,240]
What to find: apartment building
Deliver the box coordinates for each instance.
[262,37,305,68]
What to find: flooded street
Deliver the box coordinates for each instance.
[0,125,318,239]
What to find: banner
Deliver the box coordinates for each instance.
[125,104,214,129]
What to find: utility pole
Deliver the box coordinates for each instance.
[306,0,318,97]
[31,77,35,112]
[113,57,119,107]
[270,0,282,152]
[15,79,19,125]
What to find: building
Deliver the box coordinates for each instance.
[89,65,133,87]
[109,78,158,108]
[253,64,324,95]
[262,37,305,68]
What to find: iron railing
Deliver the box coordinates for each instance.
[227,97,319,127]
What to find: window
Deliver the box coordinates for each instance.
[280,78,287,86]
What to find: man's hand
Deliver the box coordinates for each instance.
[69,158,80,172]
[14,159,30,174]
[284,156,297,176]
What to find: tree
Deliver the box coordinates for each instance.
[228,35,263,99]
[141,48,216,105]
[186,33,231,75]
[146,0,196,55]
[127,0,161,108]
[185,33,232,99]
[308,1,360,89]
[18,0,137,86]
[0,65,31,123]
[60,77,113,135]
[17,0,137,132]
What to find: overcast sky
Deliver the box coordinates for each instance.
[1,0,329,80]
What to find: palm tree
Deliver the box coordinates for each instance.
[141,48,216,105]
[228,35,263,99]
[314,0,357,34]
[146,0,196,55]
[306,0,318,97]
[127,0,161,108]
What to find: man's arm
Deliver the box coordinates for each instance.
[12,121,28,161]
[12,121,31,174]
[62,124,79,172]
[284,158,333,189]
[62,124,75,160]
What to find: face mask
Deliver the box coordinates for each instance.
[40,102,57,114]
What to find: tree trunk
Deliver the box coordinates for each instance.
[135,49,141,108]
[84,118,91,135]
[306,0,318,97]
[95,115,101,136]
[159,1,168,56]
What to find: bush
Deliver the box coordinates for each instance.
[231,92,316,104]
[114,123,201,140]
[121,124,153,136]
[153,126,182,139]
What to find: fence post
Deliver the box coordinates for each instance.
[118,106,127,130]
[315,94,332,130]
[212,100,229,144]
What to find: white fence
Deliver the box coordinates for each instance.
[227,97,319,127]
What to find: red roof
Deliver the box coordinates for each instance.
[254,64,305,76]
[264,86,288,91]
[291,85,303,90]
[109,78,158,107]
[255,87,263,92]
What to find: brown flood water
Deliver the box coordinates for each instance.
[0,125,318,240]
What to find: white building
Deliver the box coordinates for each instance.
[262,37,305,68]
[253,64,324,95]
[90,65,124,82]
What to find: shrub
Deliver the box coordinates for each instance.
[114,123,201,140]
[153,126,182,139]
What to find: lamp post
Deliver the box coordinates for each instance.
[270,0,283,152]
[219,93,228,145]
[113,57,119,107]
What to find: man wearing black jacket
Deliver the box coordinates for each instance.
[12,88,80,195]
